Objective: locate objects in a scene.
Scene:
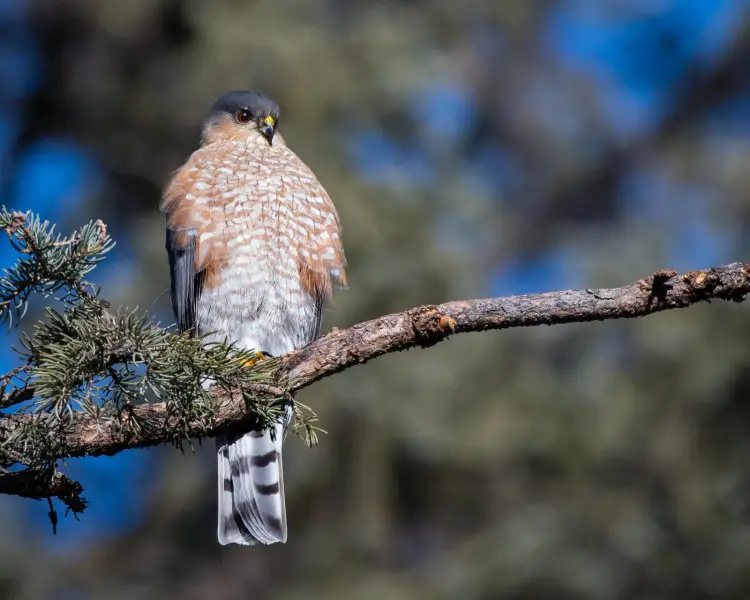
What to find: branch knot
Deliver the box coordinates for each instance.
[411,306,457,348]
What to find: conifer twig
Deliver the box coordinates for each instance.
[0,470,87,515]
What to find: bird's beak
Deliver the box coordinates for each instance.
[260,115,276,142]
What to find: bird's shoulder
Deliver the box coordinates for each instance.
[268,143,349,296]
[161,142,237,215]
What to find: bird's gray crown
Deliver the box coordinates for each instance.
[206,90,280,124]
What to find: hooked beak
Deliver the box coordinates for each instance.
[260,115,276,142]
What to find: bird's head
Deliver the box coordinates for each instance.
[202,90,281,145]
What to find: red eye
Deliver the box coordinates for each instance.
[236,109,251,124]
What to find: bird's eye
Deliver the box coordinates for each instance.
[236,109,252,124]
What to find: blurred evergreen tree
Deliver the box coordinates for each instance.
[1,1,750,599]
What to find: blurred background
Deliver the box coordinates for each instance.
[1,0,750,598]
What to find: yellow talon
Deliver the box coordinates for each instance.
[240,351,267,368]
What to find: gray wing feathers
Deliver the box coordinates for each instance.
[216,413,289,546]
[165,227,198,334]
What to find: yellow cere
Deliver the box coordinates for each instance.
[263,115,276,125]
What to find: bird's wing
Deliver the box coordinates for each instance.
[164,227,197,333]
[160,146,223,334]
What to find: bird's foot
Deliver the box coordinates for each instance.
[240,350,273,368]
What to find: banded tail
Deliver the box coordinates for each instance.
[217,409,290,545]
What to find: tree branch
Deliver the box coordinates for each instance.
[281,263,750,390]
[0,471,87,515]
[0,262,748,475]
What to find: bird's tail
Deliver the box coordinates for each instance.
[216,406,292,546]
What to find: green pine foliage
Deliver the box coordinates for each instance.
[0,209,322,514]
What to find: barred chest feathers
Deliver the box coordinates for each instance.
[192,134,336,355]
[196,252,321,357]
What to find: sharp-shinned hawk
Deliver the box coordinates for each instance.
[160,90,347,546]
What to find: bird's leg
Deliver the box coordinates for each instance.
[240,350,273,368]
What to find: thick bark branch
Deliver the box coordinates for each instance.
[281,262,750,390]
[0,262,748,490]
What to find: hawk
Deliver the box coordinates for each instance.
[160,90,347,546]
